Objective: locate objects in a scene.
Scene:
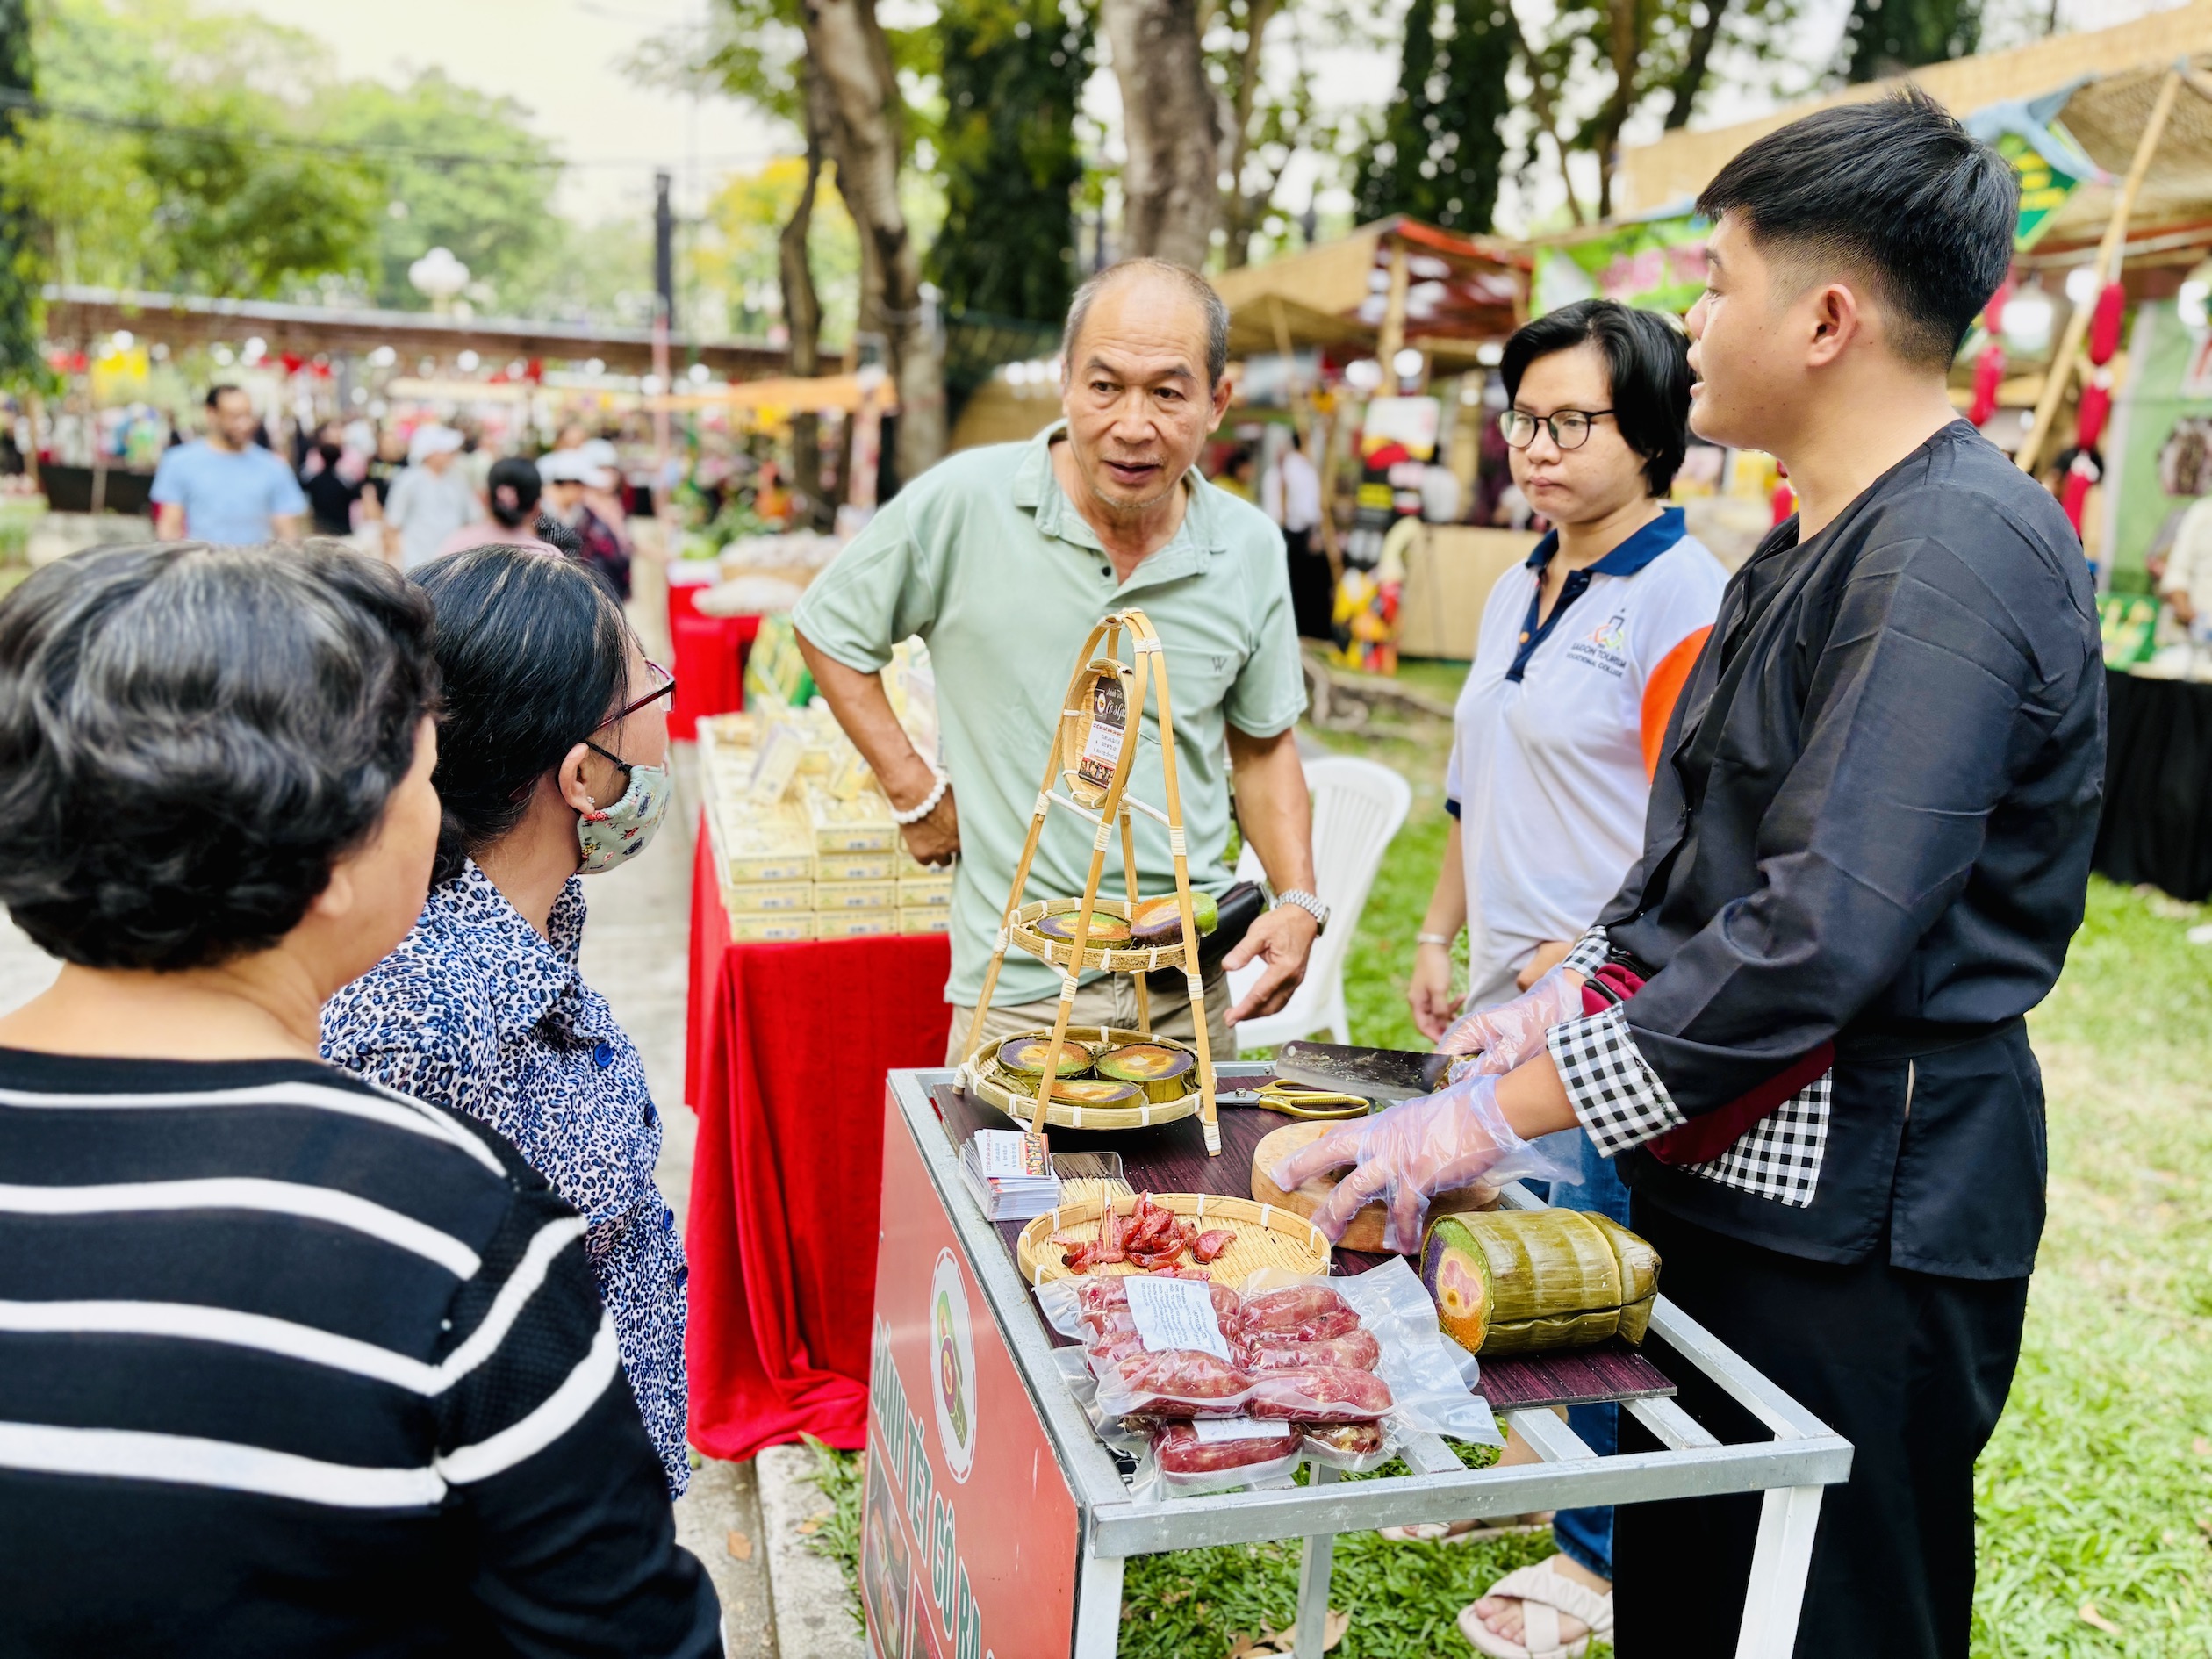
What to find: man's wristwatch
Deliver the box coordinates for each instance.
[1274,888,1330,935]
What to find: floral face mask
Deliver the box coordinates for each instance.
[577,757,672,873]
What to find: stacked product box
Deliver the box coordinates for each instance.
[805,779,901,938]
[699,714,816,941]
[695,692,952,942]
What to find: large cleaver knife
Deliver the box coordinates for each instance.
[1269,1039,1453,1105]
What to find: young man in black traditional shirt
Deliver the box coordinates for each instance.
[1279,90,2104,1657]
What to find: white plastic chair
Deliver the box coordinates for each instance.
[1226,754,1412,1052]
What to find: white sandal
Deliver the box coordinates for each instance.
[1456,1563,1614,1659]
[1377,1512,1551,1543]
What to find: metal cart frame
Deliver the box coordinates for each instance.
[886,1067,1853,1659]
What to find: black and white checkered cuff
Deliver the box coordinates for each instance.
[1558,928,1611,980]
[1548,1003,1684,1158]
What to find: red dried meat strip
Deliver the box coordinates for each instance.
[1241,1284,1355,1332]
[1107,1348,1252,1415]
[1239,1330,1382,1373]
[1153,1419,1293,1476]
[1190,1229,1235,1263]
[1247,1364,1394,1422]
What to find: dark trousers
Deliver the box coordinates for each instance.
[1283,528,1334,641]
[1615,1200,2029,1659]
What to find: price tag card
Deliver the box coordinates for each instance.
[971,1129,1051,1181]
[1122,1275,1230,1361]
[745,723,805,804]
[1191,1417,1291,1444]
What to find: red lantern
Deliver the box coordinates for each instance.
[2075,377,2112,452]
[2058,466,2093,533]
[2087,281,2126,365]
[1969,344,2006,427]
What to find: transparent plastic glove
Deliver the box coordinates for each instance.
[1437,965,1585,1075]
[1268,1074,1578,1254]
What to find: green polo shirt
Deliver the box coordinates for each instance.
[793,420,1308,1006]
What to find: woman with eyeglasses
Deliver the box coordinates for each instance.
[1395,299,1725,1657]
[321,541,693,1497]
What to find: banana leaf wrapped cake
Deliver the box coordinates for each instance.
[997,1034,1098,1080]
[1420,1210,1660,1358]
[1094,1041,1196,1102]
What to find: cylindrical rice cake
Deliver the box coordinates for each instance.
[1093,1042,1197,1102]
[997,1034,1097,1080]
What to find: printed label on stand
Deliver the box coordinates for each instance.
[1123,1275,1230,1360]
[970,1129,1051,1181]
[1191,1417,1291,1444]
[1076,674,1128,791]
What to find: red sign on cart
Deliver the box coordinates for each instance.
[863,1088,1081,1659]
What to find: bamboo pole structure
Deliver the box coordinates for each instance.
[2016,64,2184,477]
[1375,241,1411,393]
[960,611,1222,1154]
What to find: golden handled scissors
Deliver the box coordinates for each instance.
[1248,1080,1372,1120]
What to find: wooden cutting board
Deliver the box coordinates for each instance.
[1248,1119,1497,1255]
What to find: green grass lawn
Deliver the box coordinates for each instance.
[809,686,2212,1656]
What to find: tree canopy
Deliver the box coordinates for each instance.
[8,0,558,308]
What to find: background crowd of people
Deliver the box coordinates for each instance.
[145,391,641,599]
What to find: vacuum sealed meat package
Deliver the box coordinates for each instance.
[1299,1420,1396,1472]
[1151,1418,1301,1492]
[1034,1270,1241,1340]
[1248,1363,1395,1422]
[1094,1347,1253,1418]
[1239,1329,1382,1373]
[1035,1254,1503,1497]
[1238,1283,1360,1342]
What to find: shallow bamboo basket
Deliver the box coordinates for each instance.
[1016,1191,1330,1286]
[1005,896,1195,974]
[961,1026,1202,1131]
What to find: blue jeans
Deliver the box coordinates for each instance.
[1527,1126,1631,1583]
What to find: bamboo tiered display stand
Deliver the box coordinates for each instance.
[960,609,1224,1155]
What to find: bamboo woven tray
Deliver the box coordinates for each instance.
[1016,1191,1330,1286]
[962,1026,1203,1131]
[1004,896,1196,974]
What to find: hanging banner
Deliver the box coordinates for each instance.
[1531,214,1709,319]
[2107,300,2212,593]
[1994,129,2084,250]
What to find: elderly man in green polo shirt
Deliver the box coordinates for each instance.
[794,257,1323,1062]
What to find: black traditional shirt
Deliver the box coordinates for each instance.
[1542,423,2105,1277]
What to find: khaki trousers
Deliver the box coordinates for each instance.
[944,969,1233,1067]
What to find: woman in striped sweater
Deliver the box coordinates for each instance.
[0,541,718,1656]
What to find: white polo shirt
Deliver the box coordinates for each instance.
[1445,506,1726,1009]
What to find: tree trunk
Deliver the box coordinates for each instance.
[781,60,829,528]
[1101,0,1220,269]
[0,0,40,385]
[1218,0,1282,269]
[1593,0,1641,219]
[804,0,944,487]
[1663,0,1731,130]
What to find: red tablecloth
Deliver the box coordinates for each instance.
[667,583,759,740]
[684,819,952,1458]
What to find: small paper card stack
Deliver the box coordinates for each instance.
[959,1129,1060,1221]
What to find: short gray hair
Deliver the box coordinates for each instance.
[1060,258,1231,389]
